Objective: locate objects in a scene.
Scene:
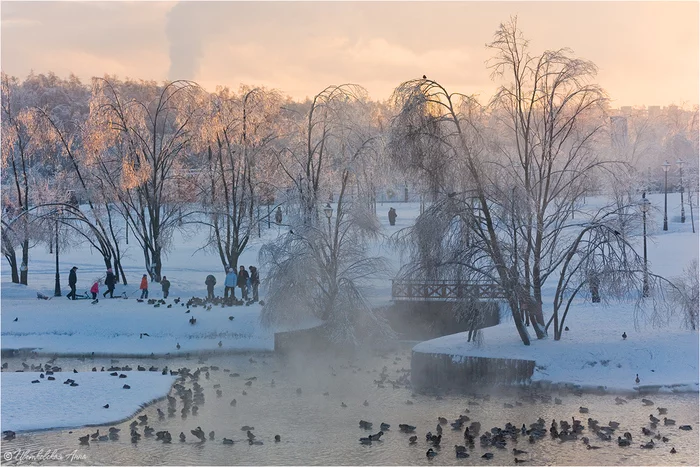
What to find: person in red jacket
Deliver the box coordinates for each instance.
[139,274,149,299]
[90,281,100,300]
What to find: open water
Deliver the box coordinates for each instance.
[1,347,698,465]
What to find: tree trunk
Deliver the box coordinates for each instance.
[20,238,29,285]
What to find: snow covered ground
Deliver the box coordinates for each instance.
[1,193,698,391]
[1,371,176,432]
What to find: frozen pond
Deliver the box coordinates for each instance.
[1,347,698,465]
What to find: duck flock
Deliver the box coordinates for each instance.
[1,349,697,465]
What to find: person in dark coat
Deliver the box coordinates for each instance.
[67,266,78,300]
[249,266,260,302]
[103,268,116,298]
[388,207,397,226]
[275,206,283,225]
[237,266,249,301]
[161,276,171,299]
[205,274,217,300]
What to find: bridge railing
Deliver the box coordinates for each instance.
[391,280,505,301]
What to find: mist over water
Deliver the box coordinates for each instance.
[2,346,698,466]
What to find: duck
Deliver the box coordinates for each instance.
[579,406,589,414]
[622,332,627,339]
[642,398,654,406]
[514,459,527,464]
[649,414,660,424]
[78,434,90,445]
[657,407,668,414]
[275,435,281,442]
[618,436,631,447]
[456,450,469,458]
[670,447,677,454]
[179,432,186,442]
[426,448,438,458]
[663,418,676,426]
[248,439,263,445]
[359,436,372,445]
[409,435,417,444]
[399,424,416,433]
[369,431,384,441]
[341,402,348,408]
[635,374,640,384]
[513,448,527,455]
[222,438,234,445]
[586,444,601,450]
[481,453,494,459]
[380,423,390,431]
[678,425,693,430]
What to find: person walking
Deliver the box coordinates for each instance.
[90,280,100,300]
[249,266,260,302]
[224,267,237,302]
[237,265,249,301]
[67,266,78,300]
[275,206,283,225]
[205,274,217,300]
[103,267,116,298]
[161,276,171,299]
[139,274,149,299]
[388,207,397,226]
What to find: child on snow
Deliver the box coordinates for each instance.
[90,281,100,300]
[139,274,149,299]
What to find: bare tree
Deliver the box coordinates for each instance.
[88,77,201,281]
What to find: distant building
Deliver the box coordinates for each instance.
[610,116,629,150]
[647,106,661,118]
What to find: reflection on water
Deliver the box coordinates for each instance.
[1,347,698,466]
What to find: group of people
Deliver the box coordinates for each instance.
[67,263,259,303]
[67,266,117,300]
[206,265,260,303]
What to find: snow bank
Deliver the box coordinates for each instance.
[1,371,176,432]
[0,293,275,355]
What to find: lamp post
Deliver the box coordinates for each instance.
[323,203,333,236]
[662,160,670,231]
[677,158,685,223]
[54,209,62,297]
[640,193,650,297]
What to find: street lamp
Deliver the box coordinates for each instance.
[677,158,686,223]
[323,203,333,235]
[662,160,671,231]
[54,208,62,297]
[640,193,650,298]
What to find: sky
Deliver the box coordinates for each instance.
[1,1,698,107]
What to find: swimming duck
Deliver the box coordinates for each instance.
[512,448,527,455]
[670,447,677,453]
[363,400,369,406]
[275,435,281,442]
[456,450,469,458]
[222,438,234,445]
[249,439,263,445]
[586,444,601,450]
[617,436,631,447]
[642,398,654,406]
[640,440,655,449]
[481,453,494,459]
[657,407,668,414]
[399,424,416,433]
[409,435,417,444]
[341,402,347,408]
[579,407,589,414]
[179,432,186,442]
[359,436,372,445]
[209,431,215,440]
[230,399,237,406]
[664,418,676,426]
[78,434,90,445]
[678,425,692,430]
[635,374,640,384]
[426,448,438,458]
[649,414,660,424]
[514,459,527,464]
[369,431,384,441]
[246,430,255,441]
[380,423,390,431]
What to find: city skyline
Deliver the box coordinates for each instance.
[2,1,698,107]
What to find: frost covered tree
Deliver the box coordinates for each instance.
[261,85,393,347]
[389,19,646,344]
[88,77,201,281]
[191,86,283,271]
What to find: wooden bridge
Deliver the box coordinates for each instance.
[391,280,505,301]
